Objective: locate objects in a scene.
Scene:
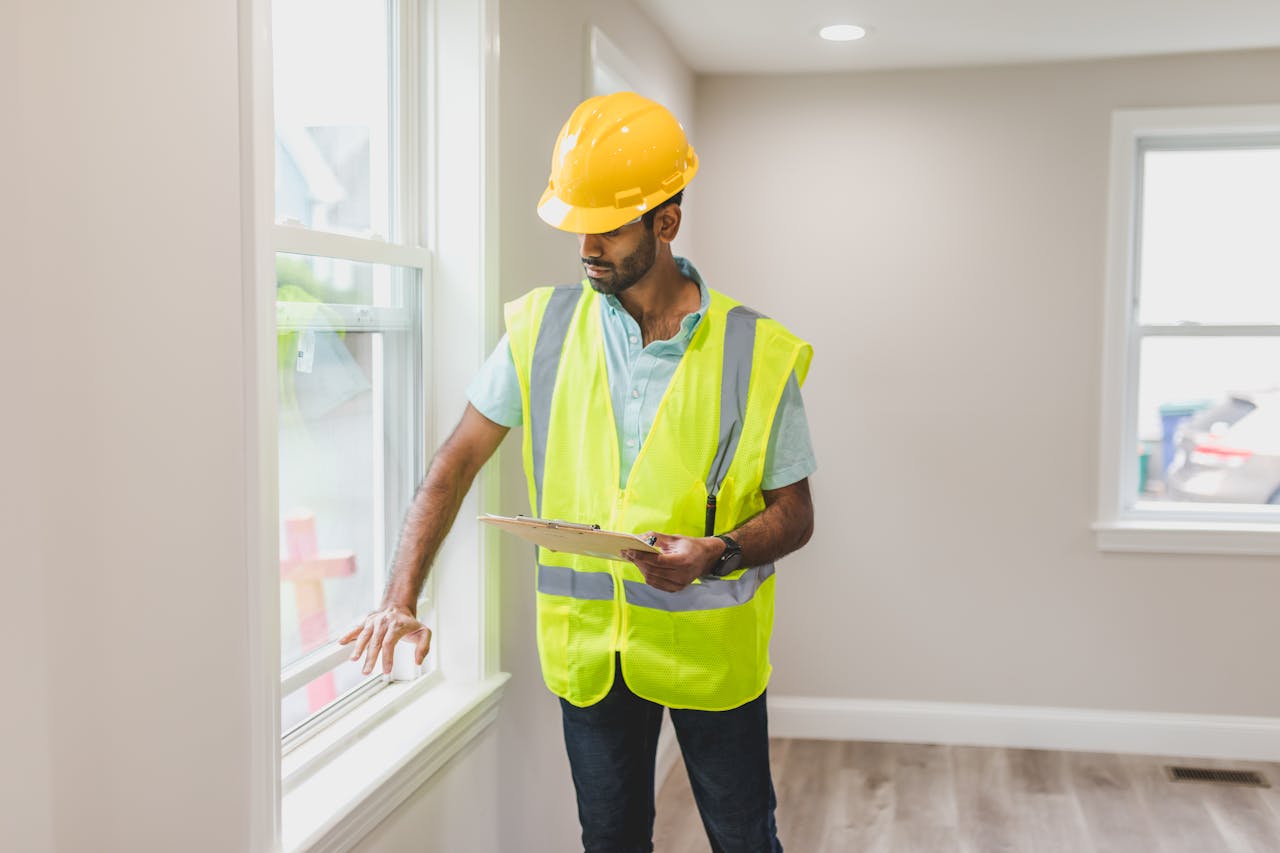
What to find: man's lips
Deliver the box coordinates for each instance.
[583,262,612,278]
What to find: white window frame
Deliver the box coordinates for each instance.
[1095,105,1280,556]
[240,0,505,850]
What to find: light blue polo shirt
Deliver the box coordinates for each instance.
[467,258,816,490]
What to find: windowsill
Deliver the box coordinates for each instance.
[281,671,510,853]
[1093,518,1280,555]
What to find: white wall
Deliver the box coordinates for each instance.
[589,0,695,134]
[3,10,54,853]
[694,49,1280,717]
[10,2,254,851]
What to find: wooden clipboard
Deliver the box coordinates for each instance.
[479,514,661,562]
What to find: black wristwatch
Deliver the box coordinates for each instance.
[708,535,743,577]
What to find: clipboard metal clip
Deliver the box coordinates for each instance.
[550,519,602,531]
[516,515,601,531]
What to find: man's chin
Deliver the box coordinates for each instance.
[585,265,643,295]
[589,278,629,295]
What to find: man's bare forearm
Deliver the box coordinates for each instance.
[727,478,814,567]
[382,405,508,613]
[381,453,470,612]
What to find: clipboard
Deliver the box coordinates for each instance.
[480,514,660,562]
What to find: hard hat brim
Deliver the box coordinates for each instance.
[536,166,696,235]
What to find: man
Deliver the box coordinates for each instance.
[342,92,815,853]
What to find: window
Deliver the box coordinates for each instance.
[1096,106,1280,555]
[245,0,505,849]
[273,0,434,740]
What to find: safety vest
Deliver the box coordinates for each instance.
[505,281,812,711]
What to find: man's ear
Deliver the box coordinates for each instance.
[654,203,682,244]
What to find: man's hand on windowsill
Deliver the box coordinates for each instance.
[339,605,432,676]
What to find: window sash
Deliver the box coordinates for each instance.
[282,642,359,699]
[277,302,417,333]
[1128,324,1280,517]
[274,253,429,737]
[275,224,430,269]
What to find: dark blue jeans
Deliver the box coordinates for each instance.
[560,667,782,853]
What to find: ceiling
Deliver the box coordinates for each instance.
[632,0,1280,74]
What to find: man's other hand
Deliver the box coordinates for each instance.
[339,605,432,676]
[623,533,722,592]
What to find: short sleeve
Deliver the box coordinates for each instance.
[466,333,524,427]
[761,372,817,490]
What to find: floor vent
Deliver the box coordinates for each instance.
[1165,766,1270,788]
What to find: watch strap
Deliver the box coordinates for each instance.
[710,535,743,577]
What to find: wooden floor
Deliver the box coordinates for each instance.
[654,739,1280,852]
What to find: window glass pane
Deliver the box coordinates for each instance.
[1138,146,1280,324]
[1135,336,1280,505]
[273,0,394,238]
[277,254,421,679]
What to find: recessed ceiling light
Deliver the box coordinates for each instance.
[819,24,867,42]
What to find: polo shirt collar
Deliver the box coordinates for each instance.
[601,256,709,346]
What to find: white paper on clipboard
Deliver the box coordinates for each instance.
[479,514,661,562]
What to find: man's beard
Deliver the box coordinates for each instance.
[584,227,657,295]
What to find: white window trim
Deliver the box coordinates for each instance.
[1096,104,1280,555]
[281,673,508,853]
[240,0,505,849]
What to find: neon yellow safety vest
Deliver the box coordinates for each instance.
[505,282,813,711]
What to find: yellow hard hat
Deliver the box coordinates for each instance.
[537,92,698,234]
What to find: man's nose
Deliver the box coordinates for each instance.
[578,233,603,259]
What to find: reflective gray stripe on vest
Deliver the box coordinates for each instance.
[705,305,761,497]
[623,563,776,612]
[529,286,581,515]
[537,563,616,601]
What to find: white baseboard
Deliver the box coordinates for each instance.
[767,696,1280,762]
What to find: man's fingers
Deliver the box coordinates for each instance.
[363,621,390,674]
[380,628,401,675]
[338,623,363,645]
[348,622,373,661]
[641,562,684,580]
[414,626,433,665]
[628,551,666,569]
[638,565,684,592]
[646,576,683,592]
